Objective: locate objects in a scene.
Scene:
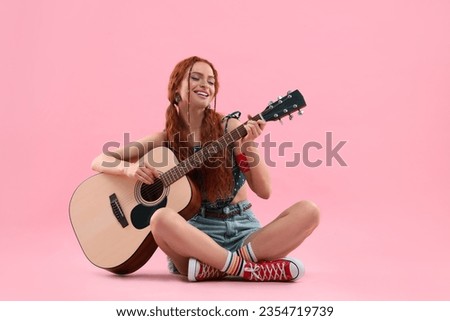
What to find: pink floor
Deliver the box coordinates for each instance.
[2,190,449,301]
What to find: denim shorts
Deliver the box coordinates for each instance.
[167,200,261,273]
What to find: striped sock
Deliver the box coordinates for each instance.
[221,251,245,276]
[236,243,258,263]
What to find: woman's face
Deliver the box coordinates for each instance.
[177,61,216,109]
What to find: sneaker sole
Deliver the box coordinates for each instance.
[187,258,198,282]
[285,257,305,281]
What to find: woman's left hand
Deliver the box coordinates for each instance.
[242,116,266,143]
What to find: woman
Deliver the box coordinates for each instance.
[91,56,319,281]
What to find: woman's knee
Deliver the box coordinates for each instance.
[292,200,320,230]
[150,208,180,236]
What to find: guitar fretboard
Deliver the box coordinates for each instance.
[160,115,261,187]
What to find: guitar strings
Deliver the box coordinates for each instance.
[140,179,165,200]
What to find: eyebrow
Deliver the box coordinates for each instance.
[191,71,215,79]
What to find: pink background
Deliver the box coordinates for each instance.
[1,0,449,300]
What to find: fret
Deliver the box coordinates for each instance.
[166,170,175,186]
[194,153,204,166]
[165,170,174,186]
[160,173,170,187]
[230,127,245,141]
[237,125,247,137]
[185,161,194,172]
[230,130,239,141]
[178,161,189,176]
[171,168,178,183]
[172,167,180,181]
[224,134,233,145]
[170,167,179,184]
[217,137,227,150]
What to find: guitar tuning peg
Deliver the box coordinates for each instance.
[298,110,304,115]
[279,119,284,125]
[287,90,292,95]
[268,100,273,105]
[289,114,293,120]
[278,96,282,100]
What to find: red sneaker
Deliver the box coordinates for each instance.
[188,258,226,281]
[242,257,305,282]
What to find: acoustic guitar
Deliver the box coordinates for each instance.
[69,90,306,274]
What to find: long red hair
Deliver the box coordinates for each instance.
[165,56,234,202]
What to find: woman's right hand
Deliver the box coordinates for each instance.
[124,161,159,185]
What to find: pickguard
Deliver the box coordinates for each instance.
[130,197,167,229]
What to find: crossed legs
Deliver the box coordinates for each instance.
[150,200,320,276]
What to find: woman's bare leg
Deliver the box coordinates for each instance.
[244,200,320,260]
[150,208,228,275]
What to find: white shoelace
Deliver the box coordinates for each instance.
[244,262,289,281]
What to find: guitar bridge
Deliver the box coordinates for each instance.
[109,193,129,228]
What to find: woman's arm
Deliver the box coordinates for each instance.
[91,131,167,184]
[226,117,272,199]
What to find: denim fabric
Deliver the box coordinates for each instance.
[167,200,261,274]
[190,200,261,252]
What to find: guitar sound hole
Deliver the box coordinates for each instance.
[140,179,164,202]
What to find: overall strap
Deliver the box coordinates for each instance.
[222,111,241,133]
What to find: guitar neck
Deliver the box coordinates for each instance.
[161,114,263,186]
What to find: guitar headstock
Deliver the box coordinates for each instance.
[260,90,306,122]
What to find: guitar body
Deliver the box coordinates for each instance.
[69,146,201,274]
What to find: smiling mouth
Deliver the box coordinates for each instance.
[194,91,209,98]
